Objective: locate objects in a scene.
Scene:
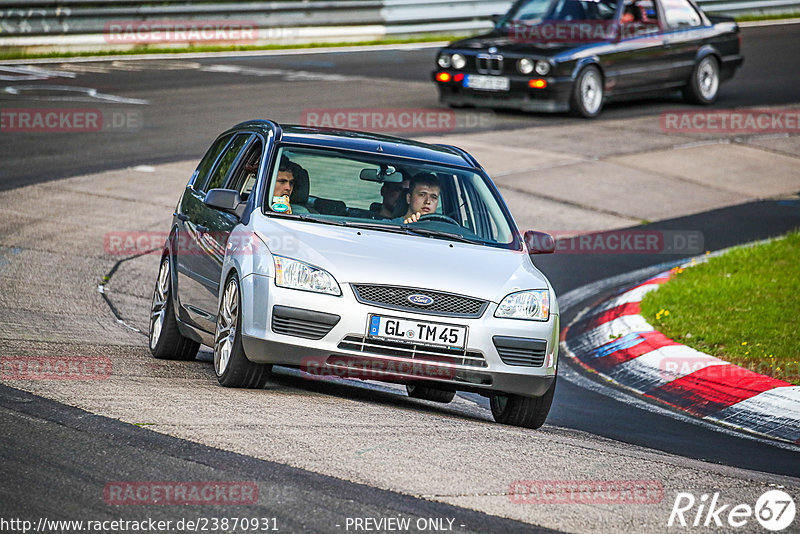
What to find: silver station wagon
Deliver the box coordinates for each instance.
[149,120,559,428]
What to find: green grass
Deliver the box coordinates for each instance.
[640,230,800,385]
[0,35,462,61]
[734,11,800,22]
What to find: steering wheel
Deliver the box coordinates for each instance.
[417,213,460,225]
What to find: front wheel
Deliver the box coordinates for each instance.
[214,274,271,388]
[570,66,604,118]
[149,256,200,361]
[490,376,557,429]
[683,55,719,105]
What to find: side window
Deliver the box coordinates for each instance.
[193,133,232,191]
[662,0,701,28]
[204,134,251,192]
[227,138,264,201]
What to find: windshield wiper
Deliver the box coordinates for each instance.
[351,221,481,244]
[268,211,349,227]
[346,221,425,236]
[400,226,482,244]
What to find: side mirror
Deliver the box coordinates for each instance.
[491,14,503,25]
[204,188,245,218]
[524,230,555,254]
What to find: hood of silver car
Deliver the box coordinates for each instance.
[256,218,550,303]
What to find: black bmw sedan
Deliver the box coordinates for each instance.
[432,0,744,117]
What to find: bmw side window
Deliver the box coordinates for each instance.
[663,0,701,28]
[193,133,233,192]
[205,134,251,192]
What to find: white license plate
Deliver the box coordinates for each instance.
[367,315,467,350]
[464,74,510,91]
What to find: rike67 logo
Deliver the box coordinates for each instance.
[668,489,796,531]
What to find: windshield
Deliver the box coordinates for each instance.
[502,0,620,24]
[263,145,521,250]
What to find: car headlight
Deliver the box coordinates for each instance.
[437,54,452,68]
[517,58,534,74]
[535,61,551,75]
[451,53,466,70]
[273,256,341,296]
[495,290,550,321]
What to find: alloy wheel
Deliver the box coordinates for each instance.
[580,69,603,116]
[214,278,239,376]
[697,57,719,101]
[149,259,170,350]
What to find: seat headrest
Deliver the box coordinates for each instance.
[289,167,309,205]
[314,198,347,216]
[391,195,409,218]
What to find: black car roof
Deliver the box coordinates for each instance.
[228,120,478,169]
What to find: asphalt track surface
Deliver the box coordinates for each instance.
[0,24,799,191]
[1,22,800,532]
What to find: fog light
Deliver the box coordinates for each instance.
[436,72,452,82]
[529,79,547,89]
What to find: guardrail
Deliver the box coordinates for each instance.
[0,0,797,53]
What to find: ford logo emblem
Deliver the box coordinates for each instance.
[408,294,434,306]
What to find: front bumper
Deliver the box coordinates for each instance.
[239,273,559,398]
[433,70,573,113]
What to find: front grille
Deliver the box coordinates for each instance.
[493,336,547,367]
[271,305,340,340]
[476,54,504,74]
[351,285,487,318]
[338,335,487,368]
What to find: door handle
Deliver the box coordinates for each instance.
[173,212,189,222]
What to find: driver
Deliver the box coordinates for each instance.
[402,173,440,224]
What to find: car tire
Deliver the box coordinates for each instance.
[683,55,720,105]
[406,384,456,403]
[149,256,200,361]
[570,65,604,118]
[490,376,557,429]
[214,273,271,388]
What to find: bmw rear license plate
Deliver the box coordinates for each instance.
[464,74,510,91]
[367,315,467,349]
